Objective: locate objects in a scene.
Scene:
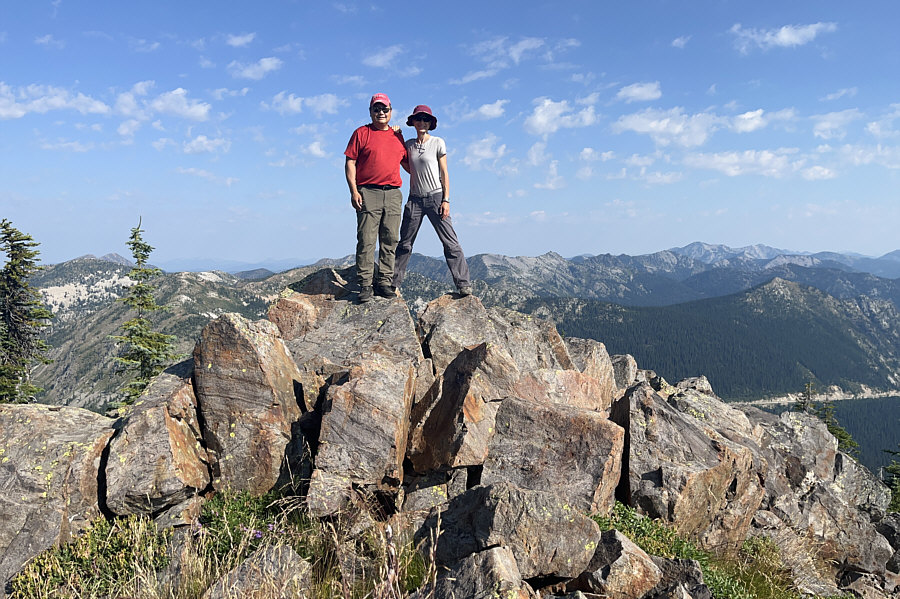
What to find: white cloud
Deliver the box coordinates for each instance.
[304,93,347,116]
[40,139,92,152]
[130,38,160,53]
[199,56,215,69]
[117,119,141,137]
[684,148,800,177]
[211,87,249,101]
[226,33,256,47]
[672,36,691,49]
[535,160,564,189]
[0,82,110,119]
[152,138,173,151]
[362,44,404,68]
[35,34,65,48]
[183,135,230,154]
[837,143,900,169]
[731,109,766,133]
[812,109,862,140]
[865,104,900,139]
[332,75,366,86]
[176,166,238,186]
[150,88,211,121]
[462,99,509,121]
[527,141,549,166]
[508,37,544,64]
[451,69,499,85]
[821,87,857,102]
[580,148,615,162]
[616,82,661,103]
[228,57,283,80]
[524,97,598,137]
[462,133,508,169]
[302,141,328,158]
[613,107,722,147]
[267,92,346,116]
[730,22,837,54]
[801,166,836,180]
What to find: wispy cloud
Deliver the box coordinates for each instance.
[613,107,722,147]
[730,22,837,54]
[129,38,160,53]
[462,133,508,169]
[684,148,801,177]
[461,99,509,121]
[176,166,238,186]
[0,82,110,119]
[183,135,230,154]
[228,57,283,80]
[821,87,857,102]
[265,92,347,116]
[730,108,795,133]
[454,36,556,84]
[534,160,564,189]
[866,104,900,138]
[616,82,661,103]
[149,88,211,121]
[35,34,65,49]
[226,32,256,47]
[812,108,862,140]
[672,36,691,49]
[40,139,92,152]
[362,44,404,68]
[524,97,598,137]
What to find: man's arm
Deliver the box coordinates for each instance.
[345,157,363,211]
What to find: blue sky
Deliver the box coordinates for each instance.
[2,0,899,270]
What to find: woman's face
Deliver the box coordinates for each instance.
[412,114,432,133]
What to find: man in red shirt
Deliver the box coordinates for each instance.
[344,93,408,303]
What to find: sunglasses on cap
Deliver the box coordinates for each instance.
[371,105,391,114]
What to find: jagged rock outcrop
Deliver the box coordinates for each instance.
[2,267,898,598]
[105,360,210,521]
[0,405,114,590]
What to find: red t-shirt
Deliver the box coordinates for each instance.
[344,125,407,187]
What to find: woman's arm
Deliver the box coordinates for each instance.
[438,154,450,219]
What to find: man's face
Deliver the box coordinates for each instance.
[370,103,392,126]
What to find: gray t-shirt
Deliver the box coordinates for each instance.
[405,135,446,197]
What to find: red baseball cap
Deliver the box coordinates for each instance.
[369,93,391,107]
[406,104,437,130]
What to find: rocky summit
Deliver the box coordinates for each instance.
[2,267,900,598]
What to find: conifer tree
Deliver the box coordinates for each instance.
[0,219,53,403]
[111,219,180,402]
[815,399,859,456]
[883,448,900,512]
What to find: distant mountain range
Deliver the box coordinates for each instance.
[32,242,900,409]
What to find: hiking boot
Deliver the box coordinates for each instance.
[358,286,374,303]
[457,285,473,297]
[374,283,396,298]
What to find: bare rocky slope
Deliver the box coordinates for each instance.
[3,267,899,598]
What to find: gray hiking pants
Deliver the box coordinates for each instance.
[355,186,403,288]
[392,191,470,289]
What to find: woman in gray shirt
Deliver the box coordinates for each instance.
[392,105,472,296]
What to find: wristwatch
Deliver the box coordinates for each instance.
[441,198,449,203]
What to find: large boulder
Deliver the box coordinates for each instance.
[105,360,210,520]
[306,351,416,515]
[482,397,624,514]
[193,313,304,495]
[417,481,601,579]
[201,544,311,599]
[0,404,114,590]
[423,546,538,599]
[611,383,765,549]
[566,529,663,599]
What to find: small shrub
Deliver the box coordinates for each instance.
[10,514,171,598]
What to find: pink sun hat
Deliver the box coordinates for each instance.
[406,104,437,130]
